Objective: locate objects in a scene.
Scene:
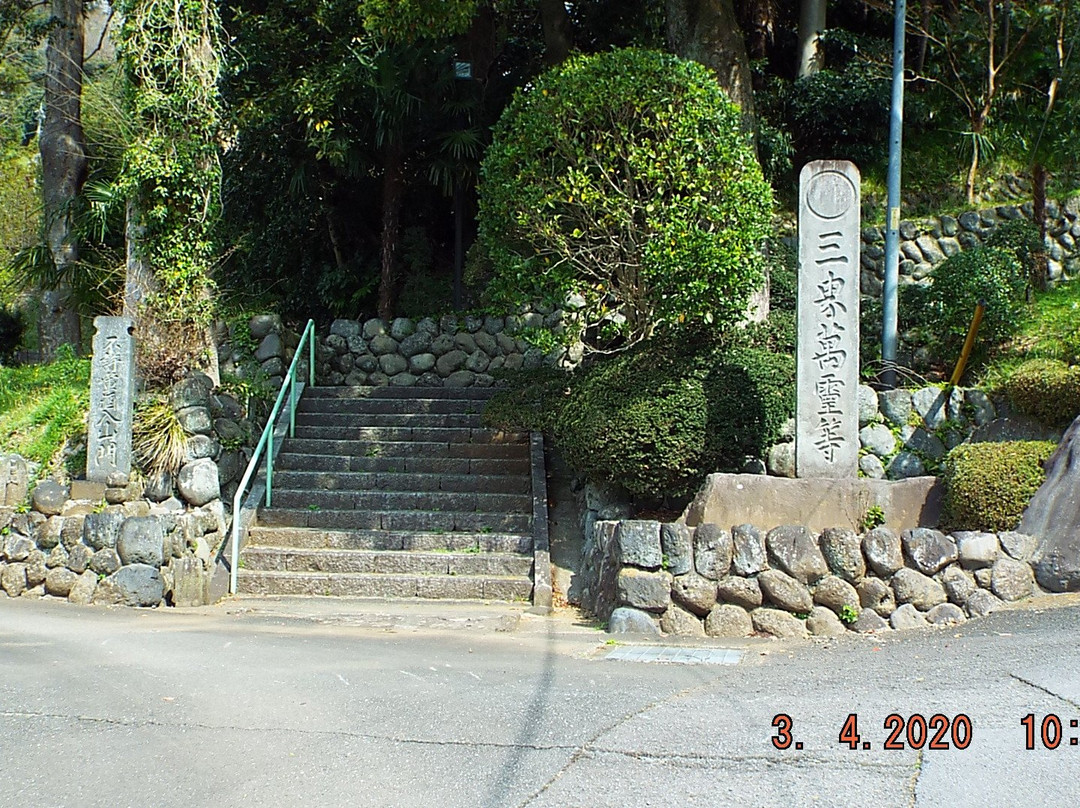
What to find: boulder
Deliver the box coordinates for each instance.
[615,568,670,613]
[965,589,1003,618]
[859,424,896,457]
[607,606,660,635]
[940,565,977,606]
[3,533,33,562]
[659,604,705,637]
[998,531,1038,563]
[901,528,958,575]
[806,606,848,637]
[892,568,947,610]
[670,573,718,617]
[751,607,809,639]
[852,609,890,633]
[67,570,97,605]
[178,459,220,507]
[616,521,662,569]
[766,443,795,478]
[65,543,93,575]
[812,575,860,616]
[857,385,879,427]
[659,523,692,576]
[731,524,767,576]
[90,548,122,576]
[757,569,813,613]
[765,525,828,584]
[1,563,27,597]
[955,531,1000,570]
[24,551,46,588]
[705,604,753,637]
[818,527,865,583]
[857,577,896,617]
[94,564,164,607]
[1022,415,1080,592]
[889,603,928,630]
[693,523,733,580]
[32,479,68,516]
[83,511,124,551]
[716,575,763,610]
[926,603,967,626]
[990,556,1035,602]
[44,566,78,597]
[117,517,165,567]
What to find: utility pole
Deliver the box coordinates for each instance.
[882,0,907,388]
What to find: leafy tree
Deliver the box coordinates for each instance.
[478,48,772,353]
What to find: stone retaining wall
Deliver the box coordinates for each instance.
[581,518,1045,639]
[766,383,1062,480]
[314,309,569,388]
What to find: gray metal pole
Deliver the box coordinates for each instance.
[882,0,907,388]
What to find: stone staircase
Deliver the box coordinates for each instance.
[235,386,537,602]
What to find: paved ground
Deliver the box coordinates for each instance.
[2,594,1080,807]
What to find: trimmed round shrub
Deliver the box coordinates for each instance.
[925,245,1027,358]
[478,48,773,352]
[985,218,1043,283]
[943,441,1056,531]
[703,346,795,468]
[482,366,575,434]
[1003,359,1080,427]
[555,347,709,496]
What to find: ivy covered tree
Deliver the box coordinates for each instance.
[477,48,772,353]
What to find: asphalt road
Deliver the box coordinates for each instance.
[2,595,1079,808]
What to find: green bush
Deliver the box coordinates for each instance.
[1003,359,1080,427]
[478,48,772,352]
[942,441,1056,531]
[924,246,1027,360]
[482,366,575,434]
[985,218,1043,285]
[766,240,797,313]
[788,68,890,165]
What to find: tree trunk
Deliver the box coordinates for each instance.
[665,0,755,125]
[795,0,826,78]
[539,0,573,66]
[38,0,86,358]
[377,139,405,321]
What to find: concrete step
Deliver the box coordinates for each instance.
[247,526,532,554]
[236,570,533,601]
[289,420,525,443]
[268,489,532,513]
[277,439,529,460]
[298,398,488,416]
[257,507,532,534]
[241,547,533,577]
[273,453,530,475]
[304,386,497,401]
[272,470,530,494]
[293,410,485,428]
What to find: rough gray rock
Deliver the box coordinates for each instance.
[616,521,662,569]
[974,568,993,589]
[912,386,949,429]
[863,527,904,577]
[65,543,93,575]
[46,545,69,569]
[3,533,33,562]
[607,606,661,635]
[878,389,912,426]
[902,528,958,575]
[965,589,1003,618]
[32,479,68,516]
[1,563,27,596]
[859,454,886,479]
[436,349,468,376]
[926,603,967,626]
[819,527,865,583]
[117,517,165,567]
[766,443,795,478]
[998,531,1038,563]
[887,452,925,479]
[616,568,670,613]
[857,385,879,427]
[890,603,929,630]
[446,370,475,388]
[705,604,753,637]
[716,575,763,610]
[24,551,46,588]
[731,524,767,576]
[659,604,705,637]
[990,556,1034,602]
[964,389,996,426]
[670,573,717,617]
[857,577,897,617]
[892,568,947,610]
[852,609,890,633]
[44,566,78,597]
[901,427,946,461]
[37,516,63,550]
[766,525,828,584]
[859,424,896,457]
[369,335,398,356]
[693,524,733,580]
[955,531,1000,569]
[813,575,860,615]
[90,548,122,576]
[83,511,123,551]
[67,570,97,605]
[1022,415,1080,592]
[751,608,809,639]
[757,569,813,613]
[807,606,848,637]
[169,375,211,410]
[379,354,408,377]
[178,459,220,507]
[941,565,977,606]
[660,523,692,576]
[176,406,213,436]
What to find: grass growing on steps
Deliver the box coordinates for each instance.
[0,347,91,477]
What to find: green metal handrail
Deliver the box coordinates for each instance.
[230,319,316,594]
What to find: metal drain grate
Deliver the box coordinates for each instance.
[604,646,743,665]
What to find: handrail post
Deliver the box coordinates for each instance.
[266,429,273,507]
[309,322,316,387]
[289,375,296,438]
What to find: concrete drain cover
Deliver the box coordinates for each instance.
[604,647,743,665]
